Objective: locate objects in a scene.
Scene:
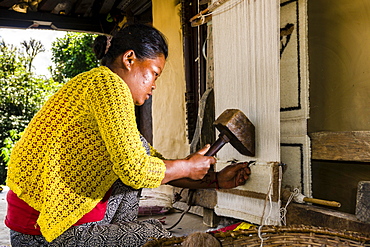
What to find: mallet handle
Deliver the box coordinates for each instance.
[205,134,231,156]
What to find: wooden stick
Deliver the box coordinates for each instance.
[189,8,211,22]
[191,15,212,27]
[303,197,342,208]
[282,189,341,207]
[189,0,231,22]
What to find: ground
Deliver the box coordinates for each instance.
[0,186,10,246]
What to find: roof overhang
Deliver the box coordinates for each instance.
[0,0,152,34]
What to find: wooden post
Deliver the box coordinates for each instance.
[203,208,220,227]
[356,181,370,223]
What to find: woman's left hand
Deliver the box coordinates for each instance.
[217,162,251,189]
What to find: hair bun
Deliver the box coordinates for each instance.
[93,35,109,60]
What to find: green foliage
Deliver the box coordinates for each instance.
[0,70,61,138]
[0,38,62,184]
[51,32,99,81]
[0,41,23,77]
[0,129,23,185]
[0,32,97,184]
[1,130,23,166]
[0,39,61,139]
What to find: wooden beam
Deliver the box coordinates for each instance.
[309,131,370,162]
[0,9,113,34]
[285,201,370,234]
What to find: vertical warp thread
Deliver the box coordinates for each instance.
[212,0,280,226]
[213,0,280,161]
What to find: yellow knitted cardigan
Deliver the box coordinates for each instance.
[6,66,166,242]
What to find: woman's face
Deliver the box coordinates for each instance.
[125,54,166,106]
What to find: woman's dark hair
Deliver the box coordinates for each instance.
[93,24,168,65]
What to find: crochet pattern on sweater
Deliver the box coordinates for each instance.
[6,66,166,242]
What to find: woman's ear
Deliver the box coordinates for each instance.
[122,50,136,70]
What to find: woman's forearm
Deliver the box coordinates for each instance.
[161,159,189,184]
[161,149,216,185]
[167,171,218,189]
[166,162,251,190]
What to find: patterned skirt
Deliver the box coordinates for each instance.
[10,137,172,246]
[10,180,171,247]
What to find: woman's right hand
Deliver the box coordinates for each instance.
[184,145,217,180]
[161,145,216,184]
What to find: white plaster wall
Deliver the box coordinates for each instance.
[152,0,189,159]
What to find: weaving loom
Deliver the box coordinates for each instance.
[212,0,281,225]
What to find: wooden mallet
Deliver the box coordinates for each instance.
[205,109,255,157]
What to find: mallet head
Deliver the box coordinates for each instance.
[214,109,255,156]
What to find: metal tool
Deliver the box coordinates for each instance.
[205,109,255,157]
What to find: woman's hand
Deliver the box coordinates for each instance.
[217,162,251,189]
[161,145,216,184]
[184,145,217,180]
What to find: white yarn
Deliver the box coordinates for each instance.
[212,0,280,234]
[213,0,280,162]
[280,188,300,225]
[260,169,273,226]
[258,225,269,247]
[255,164,284,246]
[293,188,306,203]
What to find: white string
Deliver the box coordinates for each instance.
[263,172,273,225]
[278,165,283,219]
[258,164,284,246]
[280,188,299,225]
[196,0,201,104]
[199,13,206,24]
[190,0,245,26]
[211,0,245,17]
[258,164,277,246]
[293,188,306,203]
[258,225,268,247]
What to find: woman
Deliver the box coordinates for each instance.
[5,24,250,246]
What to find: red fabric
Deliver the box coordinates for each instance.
[209,222,242,233]
[5,189,112,235]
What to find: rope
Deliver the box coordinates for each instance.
[258,225,269,246]
[280,188,299,225]
[260,164,275,226]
